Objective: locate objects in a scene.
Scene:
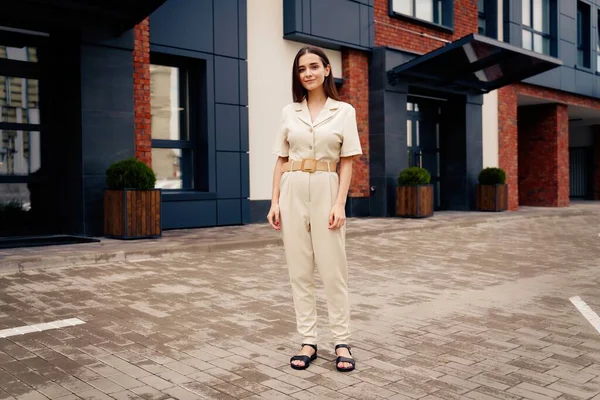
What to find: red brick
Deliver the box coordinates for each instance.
[338,49,370,198]
[134,18,152,168]
[499,83,600,209]
[518,103,569,207]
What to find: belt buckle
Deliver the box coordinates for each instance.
[301,159,317,173]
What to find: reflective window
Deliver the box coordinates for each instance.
[0,76,40,124]
[521,0,552,55]
[577,1,591,69]
[150,55,201,191]
[391,0,448,27]
[0,45,37,62]
[0,131,41,176]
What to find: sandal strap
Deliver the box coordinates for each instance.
[290,355,310,363]
[334,344,352,355]
[301,343,317,352]
[336,356,355,364]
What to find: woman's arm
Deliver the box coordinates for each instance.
[329,156,354,229]
[267,156,288,230]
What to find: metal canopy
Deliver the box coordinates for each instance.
[1,0,167,34]
[388,33,563,94]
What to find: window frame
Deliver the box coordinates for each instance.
[149,52,202,192]
[388,0,454,32]
[577,1,591,70]
[521,0,555,56]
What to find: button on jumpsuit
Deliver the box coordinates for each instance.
[272,97,362,346]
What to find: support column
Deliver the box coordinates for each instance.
[498,85,519,210]
[134,18,151,167]
[339,48,370,216]
[517,103,569,207]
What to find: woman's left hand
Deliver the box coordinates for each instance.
[328,203,346,230]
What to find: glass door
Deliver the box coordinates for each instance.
[406,98,442,210]
[0,30,45,236]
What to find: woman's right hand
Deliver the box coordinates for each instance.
[267,203,281,230]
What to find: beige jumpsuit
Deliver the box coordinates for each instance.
[272,97,362,346]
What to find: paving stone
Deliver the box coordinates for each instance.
[1,211,600,399]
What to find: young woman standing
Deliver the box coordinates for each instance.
[267,46,362,372]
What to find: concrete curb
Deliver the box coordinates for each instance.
[0,209,595,275]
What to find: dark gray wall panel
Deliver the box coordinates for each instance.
[311,0,360,45]
[239,60,248,106]
[216,104,240,151]
[248,200,270,224]
[217,152,241,198]
[215,56,240,104]
[360,4,371,48]
[560,14,576,44]
[218,199,241,225]
[82,111,135,176]
[162,200,217,229]
[242,199,252,224]
[82,29,134,51]
[80,44,135,178]
[240,107,249,152]
[561,66,576,93]
[559,39,576,64]
[83,176,106,236]
[150,0,214,53]
[80,46,133,113]
[241,153,249,198]
[560,0,577,19]
[238,0,247,59]
[283,0,373,50]
[214,0,239,58]
[575,70,595,97]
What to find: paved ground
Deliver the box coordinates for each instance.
[1,207,600,399]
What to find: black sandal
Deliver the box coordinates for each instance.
[335,344,355,372]
[290,343,318,370]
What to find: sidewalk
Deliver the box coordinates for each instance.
[0,201,597,275]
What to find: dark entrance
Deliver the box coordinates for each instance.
[406,97,442,210]
[569,146,593,199]
[0,30,46,237]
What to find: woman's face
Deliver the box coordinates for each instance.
[297,53,330,93]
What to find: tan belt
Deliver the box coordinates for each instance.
[282,159,336,173]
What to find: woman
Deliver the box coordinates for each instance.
[267,45,362,372]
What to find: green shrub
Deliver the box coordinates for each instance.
[398,166,431,186]
[106,158,156,190]
[478,167,506,185]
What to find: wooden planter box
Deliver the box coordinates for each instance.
[104,189,162,239]
[396,184,434,218]
[476,184,508,212]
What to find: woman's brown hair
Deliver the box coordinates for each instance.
[292,46,341,103]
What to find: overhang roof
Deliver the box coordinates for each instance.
[388,33,563,94]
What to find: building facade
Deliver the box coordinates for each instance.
[0,0,597,241]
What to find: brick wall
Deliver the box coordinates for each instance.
[517,104,569,207]
[499,83,600,209]
[374,0,478,52]
[134,18,151,167]
[338,49,370,197]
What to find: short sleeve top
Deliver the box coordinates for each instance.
[272,97,362,163]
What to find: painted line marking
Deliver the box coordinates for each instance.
[570,296,600,334]
[0,318,85,338]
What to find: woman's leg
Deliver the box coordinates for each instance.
[280,172,319,346]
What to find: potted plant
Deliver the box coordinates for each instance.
[476,167,508,212]
[396,166,434,218]
[104,158,162,239]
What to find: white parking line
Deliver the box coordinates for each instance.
[570,296,600,334]
[0,318,85,338]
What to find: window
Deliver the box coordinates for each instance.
[150,54,202,191]
[478,0,486,35]
[521,0,552,55]
[577,1,591,68]
[390,0,452,28]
